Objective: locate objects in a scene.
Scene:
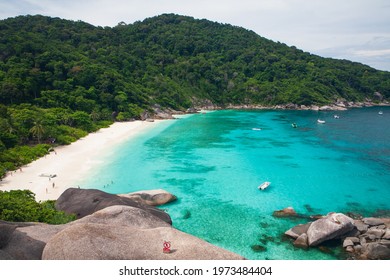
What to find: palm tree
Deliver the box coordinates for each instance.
[29,120,45,144]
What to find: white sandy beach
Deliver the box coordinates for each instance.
[0,120,166,202]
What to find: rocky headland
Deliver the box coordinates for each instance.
[0,188,244,260]
[276,207,390,260]
[137,97,390,120]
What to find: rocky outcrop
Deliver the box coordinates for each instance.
[307,213,355,246]
[42,223,244,260]
[285,213,390,260]
[55,188,172,224]
[1,188,244,260]
[118,189,177,206]
[272,207,297,218]
[285,223,312,239]
[219,101,390,112]
[70,205,171,229]
[0,221,66,259]
[293,233,309,249]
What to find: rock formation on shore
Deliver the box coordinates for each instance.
[284,211,390,260]
[0,188,244,260]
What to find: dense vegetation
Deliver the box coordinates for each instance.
[0,190,76,224]
[0,13,389,178]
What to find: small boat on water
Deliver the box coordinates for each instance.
[334,115,340,119]
[317,119,326,124]
[258,181,271,190]
[379,111,383,115]
[252,128,262,131]
[291,123,297,128]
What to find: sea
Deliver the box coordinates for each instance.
[78,107,390,260]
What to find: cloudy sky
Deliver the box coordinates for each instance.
[1,0,389,71]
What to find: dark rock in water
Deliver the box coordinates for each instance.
[345,212,363,220]
[260,222,270,228]
[307,213,355,246]
[259,234,275,245]
[55,188,171,224]
[304,204,314,213]
[371,209,390,218]
[251,244,267,252]
[181,210,191,219]
[318,246,333,254]
[272,207,297,218]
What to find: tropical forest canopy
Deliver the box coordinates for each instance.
[0,13,389,177]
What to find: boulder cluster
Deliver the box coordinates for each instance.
[0,188,244,260]
[283,209,390,260]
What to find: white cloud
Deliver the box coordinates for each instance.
[354,49,390,57]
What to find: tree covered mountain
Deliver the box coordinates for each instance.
[0,13,389,176]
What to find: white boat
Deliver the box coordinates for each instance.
[378,111,383,115]
[252,128,262,131]
[334,115,340,119]
[317,119,326,124]
[258,181,271,190]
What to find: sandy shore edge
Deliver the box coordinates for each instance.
[0,120,167,201]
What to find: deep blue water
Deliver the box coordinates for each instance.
[79,107,390,259]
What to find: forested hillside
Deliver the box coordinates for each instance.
[0,13,389,177]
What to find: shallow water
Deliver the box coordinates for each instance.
[79,107,390,259]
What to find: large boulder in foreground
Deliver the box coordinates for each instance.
[71,205,171,229]
[0,220,66,260]
[307,213,355,246]
[55,188,171,224]
[42,223,244,260]
[119,189,177,206]
[0,205,171,260]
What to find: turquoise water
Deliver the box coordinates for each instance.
[79,107,390,260]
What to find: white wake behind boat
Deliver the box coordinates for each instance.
[258,181,271,190]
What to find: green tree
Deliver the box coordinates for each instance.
[29,119,45,143]
[0,190,75,224]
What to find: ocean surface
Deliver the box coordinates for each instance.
[79,107,390,260]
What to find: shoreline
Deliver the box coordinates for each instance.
[1,103,388,201]
[0,120,168,201]
[196,101,390,112]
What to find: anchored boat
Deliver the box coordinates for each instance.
[258,181,271,190]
